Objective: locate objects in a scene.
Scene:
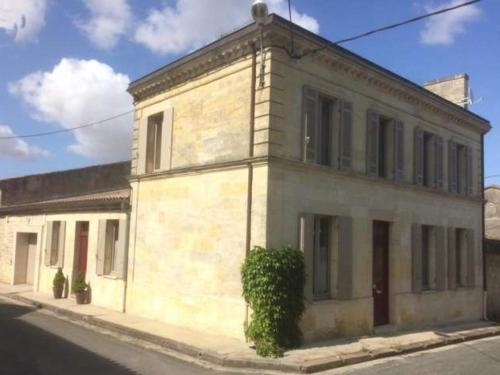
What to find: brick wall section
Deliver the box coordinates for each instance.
[0,161,131,206]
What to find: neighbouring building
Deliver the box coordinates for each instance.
[0,162,131,311]
[485,186,500,320]
[125,14,490,341]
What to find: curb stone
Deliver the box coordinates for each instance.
[2,292,500,374]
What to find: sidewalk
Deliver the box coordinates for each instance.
[1,284,500,374]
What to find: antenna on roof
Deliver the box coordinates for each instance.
[455,87,483,107]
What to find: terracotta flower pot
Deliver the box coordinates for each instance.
[75,291,87,304]
[53,286,64,299]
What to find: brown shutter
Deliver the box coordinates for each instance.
[466,146,473,196]
[466,229,475,287]
[299,214,315,301]
[435,226,446,291]
[448,140,458,193]
[436,136,444,189]
[447,227,457,290]
[96,220,107,276]
[44,221,53,267]
[302,86,319,163]
[56,221,66,268]
[412,224,423,293]
[366,109,379,176]
[337,216,353,300]
[115,218,129,280]
[394,120,405,182]
[414,127,424,186]
[338,100,353,171]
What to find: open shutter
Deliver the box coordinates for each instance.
[435,226,446,291]
[137,116,149,175]
[447,227,457,290]
[160,107,174,171]
[299,214,315,302]
[448,140,458,193]
[366,109,379,176]
[96,220,106,276]
[466,229,475,287]
[414,127,424,186]
[412,224,423,293]
[436,136,444,189]
[395,120,405,182]
[115,218,129,280]
[56,221,66,268]
[338,100,353,170]
[44,221,53,266]
[302,86,319,163]
[337,216,353,300]
[466,146,473,196]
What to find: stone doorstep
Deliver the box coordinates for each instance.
[3,292,500,375]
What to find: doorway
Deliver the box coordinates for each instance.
[14,233,37,285]
[373,221,390,327]
[74,222,89,277]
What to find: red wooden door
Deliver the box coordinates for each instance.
[373,221,389,327]
[77,223,89,274]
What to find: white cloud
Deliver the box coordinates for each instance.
[0,125,49,160]
[0,0,47,42]
[9,58,133,162]
[420,0,481,45]
[78,0,132,49]
[134,0,319,54]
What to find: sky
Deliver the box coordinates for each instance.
[0,0,499,184]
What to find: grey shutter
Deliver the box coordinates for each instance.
[302,86,319,163]
[45,221,53,267]
[435,226,446,291]
[96,220,107,276]
[447,227,457,290]
[466,146,473,196]
[466,229,475,287]
[411,224,423,293]
[56,221,66,268]
[338,100,353,170]
[395,120,405,182]
[414,127,424,186]
[448,140,458,193]
[436,136,444,189]
[115,218,129,280]
[366,109,379,176]
[299,214,315,301]
[160,107,174,171]
[337,216,353,300]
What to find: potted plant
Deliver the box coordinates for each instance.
[72,273,88,304]
[52,268,65,299]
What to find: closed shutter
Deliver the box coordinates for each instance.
[366,109,379,176]
[412,224,423,293]
[160,107,174,171]
[302,86,319,163]
[466,146,473,196]
[436,136,444,189]
[435,226,446,291]
[447,227,457,290]
[56,221,66,268]
[115,218,129,280]
[338,100,353,170]
[395,120,405,182]
[96,220,107,276]
[44,221,53,266]
[414,127,424,186]
[337,216,353,300]
[448,140,458,193]
[299,214,315,301]
[466,229,475,287]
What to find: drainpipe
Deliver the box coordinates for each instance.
[122,202,131,313]
[481,133,488,320]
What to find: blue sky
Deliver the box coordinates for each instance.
[0,0,499,184]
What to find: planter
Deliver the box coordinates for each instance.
[53,286,64,299]
[75,291,87,305]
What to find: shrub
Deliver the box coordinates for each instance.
[72,273,88,293]
[241,245,306,357]
[52,268,66,288]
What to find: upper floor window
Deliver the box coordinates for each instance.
[414,128,444,189]
[448,141,473,195]
[146,113,163,173]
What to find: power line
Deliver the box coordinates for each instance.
[486,175,500,180]
[0,110,134,140]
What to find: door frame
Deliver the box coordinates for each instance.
[11,228,42,290]
[73,221,89,277]
[372,220,391,327]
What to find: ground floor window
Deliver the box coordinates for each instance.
[104,220,119,276]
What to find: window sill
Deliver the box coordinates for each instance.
[101,274,120,280]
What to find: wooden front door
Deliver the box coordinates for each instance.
[76,222,89,274]
[373,221,390,327]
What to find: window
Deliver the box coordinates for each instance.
[45,221,65,268]
[455,228,467,287]
[423,133,436,187]
[457,145,468,195]
[313,216,331,299]
[50,221,60,266]
[318,97,333,166]
[104,220,119,275]
[414,128,443,189]
[449,141,472,195]
[146,113,163,173]
[421,225,434,290]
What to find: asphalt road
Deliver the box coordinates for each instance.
[0,297,238,375]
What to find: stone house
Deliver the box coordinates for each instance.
[0,162,131,311]
[125,14,490,341]
[485,186,500,320]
